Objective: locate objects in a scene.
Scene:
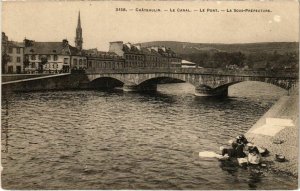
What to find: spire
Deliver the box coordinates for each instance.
[75,11,83,50]
[77,11,81,28]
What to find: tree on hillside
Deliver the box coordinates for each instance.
[229,52,245,67]
[197,52,209,68]
[211,52,230,67]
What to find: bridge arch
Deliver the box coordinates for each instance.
[89,77,124,89]
[213,78,296,91]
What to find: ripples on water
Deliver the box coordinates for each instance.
[1,82,296,189]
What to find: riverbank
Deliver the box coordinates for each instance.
[245,88,299,177]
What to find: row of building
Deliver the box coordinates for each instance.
[1,12,182,74]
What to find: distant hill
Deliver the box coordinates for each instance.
[139,41,299,55]
[139,41,299,70]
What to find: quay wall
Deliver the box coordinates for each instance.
[2,74,52,83]
[2,74,90,93]
[245,85,299,177]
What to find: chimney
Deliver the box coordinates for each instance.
[24,38,34,47]
[62,39,69,47]
[125,42,131,49]
[151,46,158,52]
[135,44,141,51]
[109,41,124,56]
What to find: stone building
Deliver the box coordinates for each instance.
[2,32,9,73]
[84,48,124,70]
[108,41,181,68]
[2,32,25,74]
[109,42,146,68]
[24,39,86,73]
[157,46,181,67]
[141,46,162,68]
[4,40,25,74]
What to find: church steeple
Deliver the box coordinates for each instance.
[75,11,83,50]
[78,11,81,28]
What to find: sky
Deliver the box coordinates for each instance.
[2,0,299,51]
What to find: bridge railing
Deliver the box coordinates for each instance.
[85,67,299,78]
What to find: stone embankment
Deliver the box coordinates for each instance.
[245,87,299,177]
[2,74,51,82]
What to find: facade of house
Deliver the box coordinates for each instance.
[108,41,181,68]
[24,39,86,74]
[108,42,144,68]
[84,49,124,70]
[2,32,25,74]
[69,46,87,70]
[142,47,161,68]
[5,41,24,74]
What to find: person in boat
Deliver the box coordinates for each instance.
[248,146,261,165]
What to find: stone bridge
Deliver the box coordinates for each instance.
[85,68,299,96]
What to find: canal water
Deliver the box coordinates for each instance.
[1,82,297,189]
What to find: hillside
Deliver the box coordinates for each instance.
[139,41,299,70]
[139,41,299,55]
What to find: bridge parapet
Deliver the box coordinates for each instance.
[85,68,298,78]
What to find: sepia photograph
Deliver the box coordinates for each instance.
[1,0,299,190]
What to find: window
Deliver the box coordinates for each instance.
[54,55,58,61]
[31,63,35,68]
[38,55,41,60]
[8,66,13,73]
[64,58,69,65]
[79,59,82,65]
[17,57,21,63]
[16,66,21,74]
[17,48,20,54]
[8,47,13,53]
[31,55,36,60]
[73,59,77,65]
[47,55,51,60]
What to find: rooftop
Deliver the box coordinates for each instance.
[7,41,24,48]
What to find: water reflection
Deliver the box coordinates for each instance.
[2,98,9,154]
[247,167,263,190]
[219,160,239,176]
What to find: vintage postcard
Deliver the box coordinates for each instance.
[1,0,299,190]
